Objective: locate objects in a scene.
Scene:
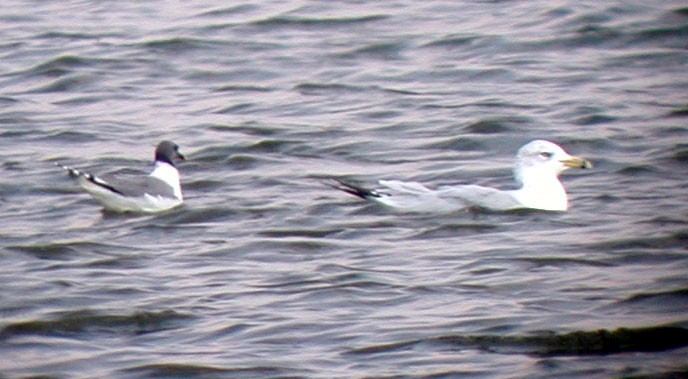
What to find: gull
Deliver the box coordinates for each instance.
[59,140,185,213]
[330,140,592,213]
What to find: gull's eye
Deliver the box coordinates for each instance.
[539,152,553,159]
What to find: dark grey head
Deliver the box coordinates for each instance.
[155,140,185,166]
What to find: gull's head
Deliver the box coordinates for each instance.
[155,140,185,166]
[514,140,592,185]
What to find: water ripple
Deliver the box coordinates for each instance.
[0,310,192,340]
[347,325,688,356]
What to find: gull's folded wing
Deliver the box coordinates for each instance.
[436,185,522,211]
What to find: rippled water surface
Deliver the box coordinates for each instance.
[1,1,688,378]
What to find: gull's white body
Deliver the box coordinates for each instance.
[334,140,591,213]
[149,161,183,201]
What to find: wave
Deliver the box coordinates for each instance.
[347,324,688,356]
[0,309,193,340]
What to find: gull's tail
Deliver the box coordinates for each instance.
[326,178,382,200]
[56,163,123,195]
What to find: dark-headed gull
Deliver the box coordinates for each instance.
[330,140,592,213]
[59,140,185,213]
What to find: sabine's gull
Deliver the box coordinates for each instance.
[59,140,185,213]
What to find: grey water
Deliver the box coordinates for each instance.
[1,1,687,378]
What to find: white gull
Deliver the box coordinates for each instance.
[330,140,592,213]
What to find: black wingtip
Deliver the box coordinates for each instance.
[326,178,380,200]
[56,163,81,178]
[57,163,124,196]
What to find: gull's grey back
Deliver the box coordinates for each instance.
[102,175,177,198]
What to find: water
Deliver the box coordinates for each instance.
[1,1,687,378]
